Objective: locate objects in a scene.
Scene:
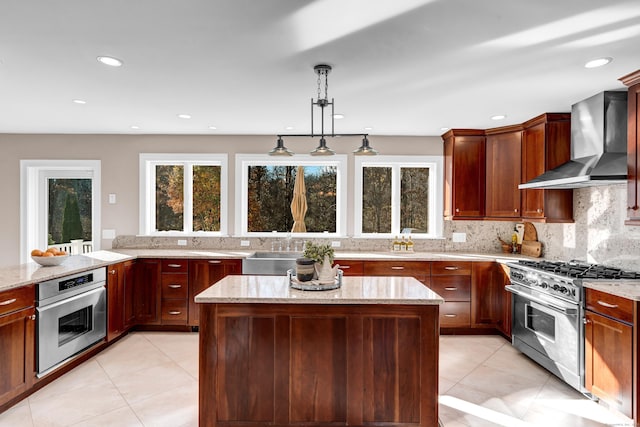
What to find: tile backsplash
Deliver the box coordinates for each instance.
[113,184,640,271]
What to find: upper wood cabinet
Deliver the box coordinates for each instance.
[485,126,522,219]
[520,113,573,222]
[620,70,640,225]
[443,130,486,219]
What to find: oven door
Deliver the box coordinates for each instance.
[36,286,106,376]
[506,284,583,391]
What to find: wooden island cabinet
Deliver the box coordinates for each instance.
[196,275,443,427]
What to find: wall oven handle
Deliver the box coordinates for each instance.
[505,285,578,315]
[596,300,618,309]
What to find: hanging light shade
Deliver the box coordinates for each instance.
[353,136,378,156]
[310,137,335,156]
[268,137,294,156]
[271,64,378,156]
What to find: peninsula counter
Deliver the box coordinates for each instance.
[195,275,444,427]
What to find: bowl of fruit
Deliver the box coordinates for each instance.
[31,248,69,266]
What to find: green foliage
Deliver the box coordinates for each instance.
[62,192,84,242]
[303,241,334,264]
[48,178,92,243]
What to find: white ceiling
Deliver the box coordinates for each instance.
[1,0,639,137]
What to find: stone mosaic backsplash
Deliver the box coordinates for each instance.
[112,184,640,271]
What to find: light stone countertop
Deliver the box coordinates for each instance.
[194,275,444,305]
[0,248,530,293]
[583,281,640,301]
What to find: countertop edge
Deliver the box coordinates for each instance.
[583,281,640,301]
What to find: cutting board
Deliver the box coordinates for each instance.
[523,222,538,241]
[521,240,542,257]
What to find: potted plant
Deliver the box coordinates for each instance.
[303,241,338,283]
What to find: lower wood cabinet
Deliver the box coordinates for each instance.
[335,259,364,276]
[471,262,505,328]
[107,260,136,341]
[0,285,35,407]
[188,259,242,326]
[363,260,430,285]
[432,261,471,327]
[134,259,161,325]
[584,288,634,418]
[160,260,189,325]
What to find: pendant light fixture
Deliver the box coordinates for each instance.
[269,64,377,156]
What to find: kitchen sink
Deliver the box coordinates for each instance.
[242,252,302,275]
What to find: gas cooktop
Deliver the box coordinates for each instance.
[514,260,640,280]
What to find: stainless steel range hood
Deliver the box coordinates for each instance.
[519,91,628,189]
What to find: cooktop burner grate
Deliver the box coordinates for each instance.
[515,260,640,280]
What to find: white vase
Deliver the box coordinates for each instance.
[314,255,339,284]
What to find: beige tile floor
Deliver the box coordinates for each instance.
[0,332,634,426]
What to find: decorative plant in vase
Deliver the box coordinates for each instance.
[303,241,339,283]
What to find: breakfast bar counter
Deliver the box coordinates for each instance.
[195,275,443,427]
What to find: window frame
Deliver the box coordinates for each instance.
[20,159,101,264]
[235,154,348,237]
[354,155,443,239]
[139,153,228,236]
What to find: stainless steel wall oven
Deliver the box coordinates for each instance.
[36,267,107,377]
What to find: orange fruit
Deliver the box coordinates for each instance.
[56,251,67,256]
[46,247,57,254]
[31,249,44,256]
[42,252,54,257]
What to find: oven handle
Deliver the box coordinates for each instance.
[505,285,578,315]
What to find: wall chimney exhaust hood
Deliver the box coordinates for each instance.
[519,91,628,189]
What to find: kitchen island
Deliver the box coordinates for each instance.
[195,274,444,427]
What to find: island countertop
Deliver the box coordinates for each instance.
[195,274,444,305]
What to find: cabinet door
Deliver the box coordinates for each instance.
[443,131,486,219]
[521,123,546,218]
[188,259,241,326]
[0,307,35,406]
[134,259,161,325]
[485,130,522,218]
[107,263,124,341]
[471,262,504,328]
[122,260,137,329]
[584,311,633,417]
[626,82,640,224]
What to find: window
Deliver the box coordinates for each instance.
[354,156,443,238]
[20,160,101,263]
[236,154,347,236]
[139,154,228,235]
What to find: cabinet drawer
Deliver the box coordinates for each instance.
[429,277,470,301]
[161,274,188,299]
[335,260,364,276]
[431,261,471,276]
[585,288,633,324]
[364,261,430,278]
[161,300,188,323]
[440,302,470,327]
[161,259,188,273]
[0,285,35,317]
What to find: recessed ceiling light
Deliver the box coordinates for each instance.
[285,126,295,130]
[130,125,140,130]
[584,57,612,68]
[177,114,192,119]
[491,114,506,120]
[364,127,373,131]
[208,126,217,130]
[97,56,123,67]
[72,99,87,104]
[333,114,345,119]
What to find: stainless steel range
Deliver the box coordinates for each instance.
[506,260,640,393]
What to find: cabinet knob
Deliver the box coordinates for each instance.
[536,208,542,213]
[30,314,36,321]
[455,208,460,213]
[109,269,116,275]
[514,208,518,213]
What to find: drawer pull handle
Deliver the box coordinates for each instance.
[0,298,17,306]
[167,264,182,268]
[444,314,457,318]
[597,300,619,309]
[444,266,459,271]
[168,310,182,315]
[340,265,351,269]
[391,266,405,270]
[168,284,182,289]
[444,287,457,291]
[208,260,222,264]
